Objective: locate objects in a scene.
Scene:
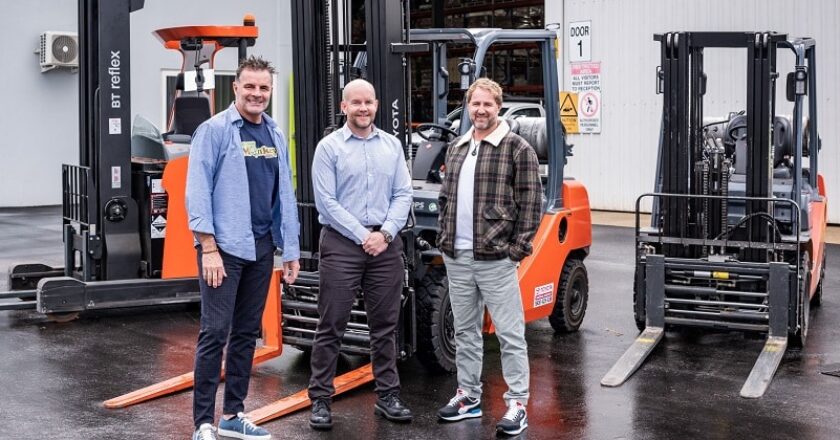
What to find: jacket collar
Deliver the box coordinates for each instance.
[452,119,510,148]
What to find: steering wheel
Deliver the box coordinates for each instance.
[727,122,748,142]
[415,123,459,141]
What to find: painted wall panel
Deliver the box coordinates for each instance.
[549,0,840,222]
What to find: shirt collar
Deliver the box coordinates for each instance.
[226,102,277,128]
[341,123,381,141]
[452,119,510,148]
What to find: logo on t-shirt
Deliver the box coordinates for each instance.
[242,141,277,159]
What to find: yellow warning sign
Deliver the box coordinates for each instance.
[559,91,579,133]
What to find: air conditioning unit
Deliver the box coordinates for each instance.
[37,31,79,73]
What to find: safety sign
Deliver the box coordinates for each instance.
[559,92,579,134]
[578,91,601,133]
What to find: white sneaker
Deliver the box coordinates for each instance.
[495,400,528,435]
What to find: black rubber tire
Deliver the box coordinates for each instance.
[632,264,646,331]
[415,265,456,373]
[790,252,811,348]
[46,311,80,323]
[812,252,825,307]
[549,258,589,333]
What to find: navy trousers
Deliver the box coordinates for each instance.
[193,236,275,427]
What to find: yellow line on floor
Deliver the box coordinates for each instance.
[591,210,840,244]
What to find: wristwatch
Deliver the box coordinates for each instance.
[380,230,393,243]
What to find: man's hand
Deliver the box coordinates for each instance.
[283,259,300,284]
[202,252,227,288]
[362,231,388,256]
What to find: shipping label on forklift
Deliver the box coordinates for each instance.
[534,283,554,307]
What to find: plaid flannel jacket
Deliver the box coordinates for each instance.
[437,120,542,261]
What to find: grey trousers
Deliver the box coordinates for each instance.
[443,249,530,405]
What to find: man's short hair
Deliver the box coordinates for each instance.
[236,55,276,80]
[465,78,503,107]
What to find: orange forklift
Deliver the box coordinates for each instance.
[280,0,594,374]
[602,32,828,398]
[0,0,257,321]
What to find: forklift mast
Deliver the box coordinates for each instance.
[654,32,787,261]
[290,0,417,271]
[72,0,146,281]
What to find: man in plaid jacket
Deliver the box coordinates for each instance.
[435,78,541,436]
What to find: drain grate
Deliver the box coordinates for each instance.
[820,363,840,378]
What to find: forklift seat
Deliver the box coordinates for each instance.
[171,95,212,138]
[725,114,796,175]
[507,117,548,163]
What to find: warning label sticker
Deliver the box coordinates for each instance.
[559,92,579,134]
[534,283,555,307]
[151,215,167,239]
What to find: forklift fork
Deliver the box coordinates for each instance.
[104,269,376,417]
[601,256,792,398]
[104,270,285,409]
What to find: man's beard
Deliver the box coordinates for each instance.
[349,115,372,130]
[473,115,497,130]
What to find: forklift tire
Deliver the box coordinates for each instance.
[811,252,825,307]
[415,265,457,373]
[790,252,811,348]
[549,258,588,333]
[46,311,80,323]
[632,265,646,331]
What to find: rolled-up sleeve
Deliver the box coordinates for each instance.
[185,123,218,236]
[276,133,301,261]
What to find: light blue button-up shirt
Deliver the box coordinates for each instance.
[312,124,413,244]
[186,103,300,262]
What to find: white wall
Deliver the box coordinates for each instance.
[549,0,840,222]
[0,0,292,207]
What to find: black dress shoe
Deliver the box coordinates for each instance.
[374,392,413,422]
[309,398,333,430]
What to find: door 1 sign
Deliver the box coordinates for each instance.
[569,21,591,62]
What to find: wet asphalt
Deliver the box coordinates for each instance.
[1,206,839,440]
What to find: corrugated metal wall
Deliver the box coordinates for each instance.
[547,0,840,222]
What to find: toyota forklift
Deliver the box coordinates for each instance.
[281,0,593,374]
[601,32,827,398]
[0,0,258,320]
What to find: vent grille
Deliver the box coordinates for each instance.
[51,35,77,63]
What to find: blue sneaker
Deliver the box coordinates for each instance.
[217,413,271,440]
[192,423,216,440]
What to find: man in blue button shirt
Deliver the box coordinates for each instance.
[307,79,413,430]
[186,56,300,440]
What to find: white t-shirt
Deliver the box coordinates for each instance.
[454,137,480,249]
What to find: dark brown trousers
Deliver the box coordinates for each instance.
[308,226,404,400]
